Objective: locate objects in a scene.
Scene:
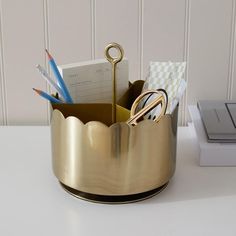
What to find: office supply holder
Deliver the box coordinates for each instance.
[50,44,178,204]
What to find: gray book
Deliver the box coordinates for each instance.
[197,100,236,143]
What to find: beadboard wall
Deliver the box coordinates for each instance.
[0,0,235,125]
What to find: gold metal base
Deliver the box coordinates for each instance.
[60,182,168,204]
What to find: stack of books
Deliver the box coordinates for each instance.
[188,101,236,166]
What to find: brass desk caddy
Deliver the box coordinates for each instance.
[50,43,178,203]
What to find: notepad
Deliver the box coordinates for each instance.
[58,59,129,103]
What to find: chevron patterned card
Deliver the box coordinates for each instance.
[142,61,186,115]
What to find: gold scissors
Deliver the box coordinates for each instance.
[126,90,167,126]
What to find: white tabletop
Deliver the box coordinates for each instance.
[0,126,236,236]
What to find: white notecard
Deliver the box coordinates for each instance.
[58,59,129,103]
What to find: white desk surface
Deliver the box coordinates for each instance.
[0,126,236,236]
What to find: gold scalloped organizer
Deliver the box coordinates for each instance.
[50,81,178,203]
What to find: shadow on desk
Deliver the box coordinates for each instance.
[139,128,236,205]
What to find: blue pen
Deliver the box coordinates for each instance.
[45,49,73,103]
[33,88,63,104]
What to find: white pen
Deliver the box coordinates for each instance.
[36,64,64,100]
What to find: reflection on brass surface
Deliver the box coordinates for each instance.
[51,106,178,196]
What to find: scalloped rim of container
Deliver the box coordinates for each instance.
[52,108,173,129]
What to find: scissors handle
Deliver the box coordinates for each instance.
[127,90,166,126]
[105,43,124,124]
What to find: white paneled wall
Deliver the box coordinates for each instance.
[95,0,140,82]
[47,0,92,63]
[0,56,4,125]
[188,0,233,102]
[0,0,235,125]
[0,0,48,125]
[142,0,187,123]
[232,0,236,100]
[187,0,234,122]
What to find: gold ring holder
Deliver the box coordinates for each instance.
[105,42,124,124]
